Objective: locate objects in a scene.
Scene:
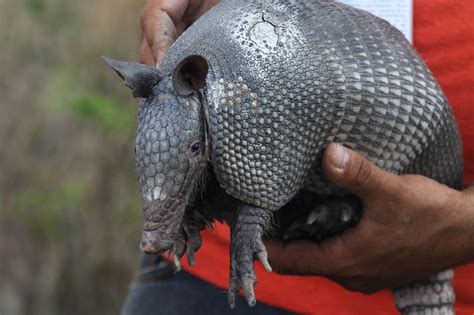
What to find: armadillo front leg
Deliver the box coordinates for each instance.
[394,269,455,315]
[170,213,203,271]
[228,204,272,308]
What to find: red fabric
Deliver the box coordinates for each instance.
[182,1,474,314]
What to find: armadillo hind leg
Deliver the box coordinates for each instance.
[280,194,362,242]
[393,269,455,315]
[227,205,272,309]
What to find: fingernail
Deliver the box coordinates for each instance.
[331,144,349,170]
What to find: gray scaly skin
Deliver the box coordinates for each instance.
[103,0,463,314]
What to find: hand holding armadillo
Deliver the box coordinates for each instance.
[103,1,464,314]
[266,143,472,295]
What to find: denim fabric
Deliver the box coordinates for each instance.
[121,254,294,315]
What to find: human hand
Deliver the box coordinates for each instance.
[265,143,474,294]
[139,0,220,67]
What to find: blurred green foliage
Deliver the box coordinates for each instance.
[0,1,146,314]
[13,178,87,239]
[24,0,76,31]
[25,0,45,15]
[42,66,136,134]
[69,94,136,133]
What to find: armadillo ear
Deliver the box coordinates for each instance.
[172,55,209,96]
[101,56,161,98]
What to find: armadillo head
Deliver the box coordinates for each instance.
[102,55,209,253]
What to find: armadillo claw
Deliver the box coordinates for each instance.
[257,251,272,272]
[228,205,271,308]
[242,276,257,307]
[227,289,236,309]
[227,246,261,307]
[173,230,187,256]
[184,225,202,267]
[170,229,187,271]
[172,253,181,271]
[227,275,257,308]
[166,224,203,271]
[186,249,196,267]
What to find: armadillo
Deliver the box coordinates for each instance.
[102,0,464,314]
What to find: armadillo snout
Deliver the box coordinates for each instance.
[140,230,174,254]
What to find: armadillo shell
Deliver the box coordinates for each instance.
[159,0,463,211]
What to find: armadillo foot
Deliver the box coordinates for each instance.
[283,195,362,241]
[170,222,203,271]
[228,205,272,308]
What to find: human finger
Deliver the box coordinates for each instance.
[323,143,401,201]
[140,0,189,65]
[138,37,155,66]
[264,239,350,276]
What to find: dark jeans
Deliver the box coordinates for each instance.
[121,254,294,315]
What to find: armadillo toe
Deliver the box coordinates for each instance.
[228,205,272,308]
[282,195,362,242]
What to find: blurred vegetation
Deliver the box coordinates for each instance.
[0,0,147,314]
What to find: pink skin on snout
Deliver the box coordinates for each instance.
[139,199,187,254]
[140,230,175,253]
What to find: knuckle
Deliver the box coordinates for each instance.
[388,180,405,204]
[138,51,147,65]
[139,7,151,31]
[351,158,373,189]
[378,179,404,210]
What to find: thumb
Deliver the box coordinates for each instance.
[323,143,399,200]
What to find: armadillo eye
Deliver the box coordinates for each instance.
[190,142,201,154]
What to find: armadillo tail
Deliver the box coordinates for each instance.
[393,269,455,315]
